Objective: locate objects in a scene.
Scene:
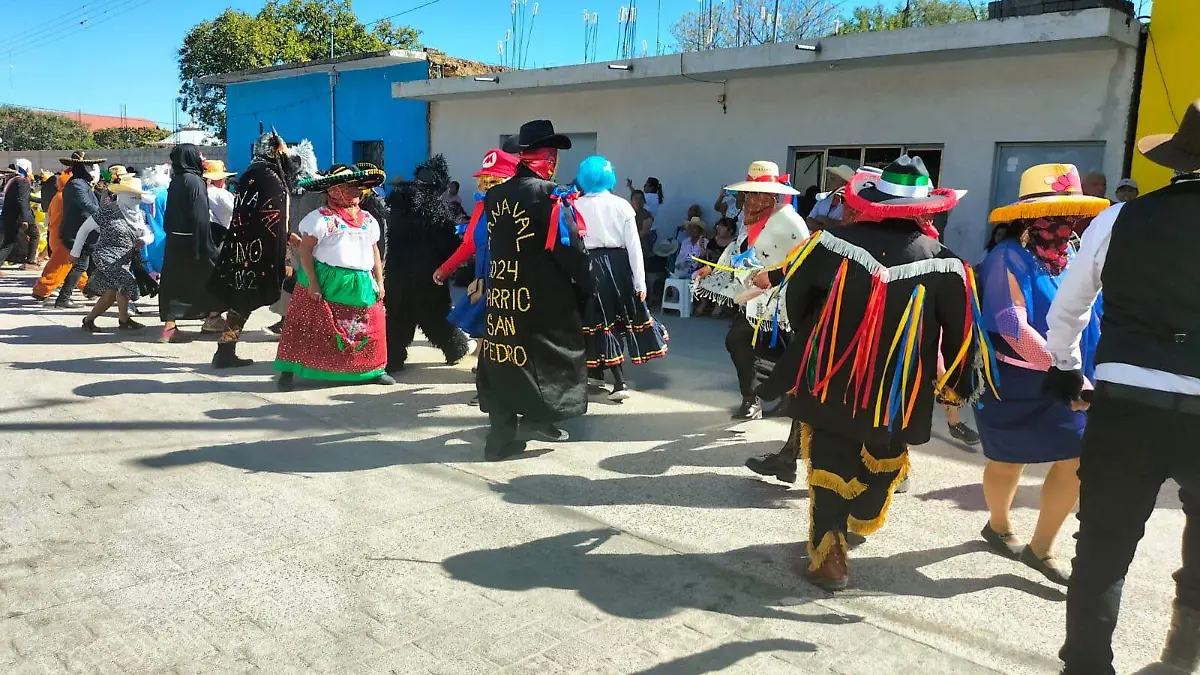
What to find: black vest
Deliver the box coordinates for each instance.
[1096,179,1200,377]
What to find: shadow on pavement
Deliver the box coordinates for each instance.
[632,639,817,674]
[131,431,478,473]
[432,529,863,625]
[11,354,192,376]
[491,472,800,510]
[919,481,1183,511]
[73,377,281,398]
[599,428,779,476]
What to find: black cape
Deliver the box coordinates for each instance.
[158,143,224,322]
[477,166,593,421]
[208,158,289,315]
[758,220,979,446]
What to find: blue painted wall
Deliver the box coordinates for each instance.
[224,60,429,180]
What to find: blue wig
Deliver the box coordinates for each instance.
[576,155,617,194]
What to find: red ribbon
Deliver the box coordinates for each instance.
[545,190,588,250]
[746,173,791,184]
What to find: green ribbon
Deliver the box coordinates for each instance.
[881,170,931,187]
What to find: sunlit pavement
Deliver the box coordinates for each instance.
[0,268,1183,674]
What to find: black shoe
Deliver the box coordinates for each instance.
[212,343,254,369]
[375,373,396,385]
[484,440,530,462]
[846,532,867,549]
[118,318,145,331]
[55,299,80,309]
[1162,602,1200,671]
[81,317,99,333]
[468,394,480,407]
[277,373,295,392]
[520,423,569,443]
[745,451,798,484]
[732,398,763,420]
[1020,546,1070,586]
[981,524,1024,560]
[949,422,981,446]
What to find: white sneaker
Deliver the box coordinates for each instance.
[608,386,632,402]
[467,339,479,356]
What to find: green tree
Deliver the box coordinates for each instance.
[178,0,420,140]
[841,0,982,33]
[672,0,840,50]
[92,126,171,149]
[0,106,94,151]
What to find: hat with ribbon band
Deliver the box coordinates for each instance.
[299,164,386,192]
[842,154,960,220]
[724,161,801,195]
[58,150,108,167]
[988,163,1110,224]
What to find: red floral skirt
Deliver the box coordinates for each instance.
[274,285,388,381]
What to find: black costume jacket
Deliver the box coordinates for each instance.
[208,158,290,315]
[159,144,224,321]
[759,220,989,446]
[477,165,593,421]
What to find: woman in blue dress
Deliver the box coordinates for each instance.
[975,163,1108,586]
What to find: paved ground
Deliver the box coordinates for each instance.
[0,268,1186,675]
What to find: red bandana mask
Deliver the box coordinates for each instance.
[1029,217,1074,275]
[520,147,558,180]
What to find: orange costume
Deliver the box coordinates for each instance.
[32,170,86,299]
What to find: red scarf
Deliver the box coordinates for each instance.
[520,147,558,180]
[327,204,366,227]
[1029,217,1073,275]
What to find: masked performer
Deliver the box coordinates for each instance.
[0,159,37,269]
[436,148,520,343]
[385,155,472,371]
[755,155,993,591]
[72,173,154,332]
[55,152,106,309]
[694,161,808,420]
[478,119,592,460]
[574,155,670,401]
[274,165,391,390]
[31,167,89,301]
[1046,99,1200,675]
[207,132,304,368]
[158,144,226,343]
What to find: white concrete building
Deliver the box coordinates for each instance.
[395,8,1139,259]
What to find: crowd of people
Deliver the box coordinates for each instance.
[2,103,1199,675]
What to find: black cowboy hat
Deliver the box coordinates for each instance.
[298,163,386,192]
[501,134,521,154]
[58,150,108,167]
[1138,98,1200,174]
[514,120,571,151]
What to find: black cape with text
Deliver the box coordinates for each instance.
[207,159,289,315]
[477,166,593,422]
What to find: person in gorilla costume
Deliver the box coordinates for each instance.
[385,154,472,371]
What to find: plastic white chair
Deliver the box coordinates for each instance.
[660,277,693,318]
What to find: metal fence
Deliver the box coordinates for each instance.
[0,146,228,173]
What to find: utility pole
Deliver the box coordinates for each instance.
[329,0,335,58]
[771,0,781,42]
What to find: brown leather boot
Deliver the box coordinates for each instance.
[1162,601,1200,671]
[806,532,849,592]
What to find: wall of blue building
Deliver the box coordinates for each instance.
[223,60,429,179]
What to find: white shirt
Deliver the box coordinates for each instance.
[575,191,647,293]
[298,207,380,272]
[1046,198,1200,394]
[208,185,234,229]
[643,191,661,219]
[809,191,843,222]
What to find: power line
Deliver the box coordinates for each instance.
[0,2,91,48]
[363,0,445,29]
[4,0,155,55]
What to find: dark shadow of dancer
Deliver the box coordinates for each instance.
[491,473,800,510]
[431,529,861,625]
[74,377,280,398]
[633,639,817,674]
[10,354,191,376]
[842,542,1067,602]
[598,428,779,476]
[133,431,479,474]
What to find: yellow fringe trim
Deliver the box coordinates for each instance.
[860,445,909,474]
[987,196,1110,224]
[806,530,847,573]
[800,422,812,463]
[848,456,911,536]
[808,469,867,500]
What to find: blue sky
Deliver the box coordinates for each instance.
[0,0,888,127]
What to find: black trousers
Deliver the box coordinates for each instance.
[0,221,38,264]
[58,244,91,304]
[1060,385,1200,674]
[485,410,524,455]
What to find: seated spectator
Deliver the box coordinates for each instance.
[674,217,708,279]
[1081,171,1108,200]
[1114,177,1139,203]
[695,218,736,318]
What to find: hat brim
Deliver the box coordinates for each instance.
[826,167,856,183]
[724,180,800,195]
[521,134,572,151]
[299,169,386,192]
[109,183,144,195]
[59,157,107,166]
[988,194,1111,224]
[1138,133,1200,173]
[843,173,959,219]
[202,171,236,180]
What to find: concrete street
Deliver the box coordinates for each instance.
[0,268,1186,675]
